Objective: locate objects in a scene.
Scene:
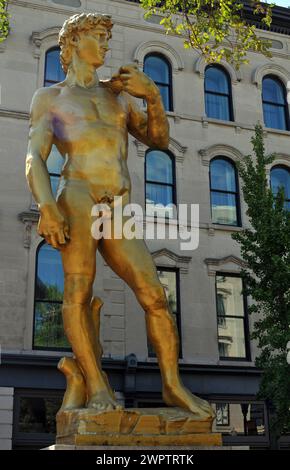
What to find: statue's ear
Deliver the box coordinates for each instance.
[69,35,79,47]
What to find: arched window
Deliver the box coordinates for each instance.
[44,48,65,87]
[270,165,290,210]
[44,48,65,197]
[204,65,233,121]
[34,242,69,350]
[210,157,241,226]
[262,76,289,130]
[145,150,176,218]
[144,53,173,111]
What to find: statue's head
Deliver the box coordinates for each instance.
[58,13,113,73]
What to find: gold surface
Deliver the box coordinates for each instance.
[26,12,215,426]
[56,408,222,447]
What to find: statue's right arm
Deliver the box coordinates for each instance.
[26,88,69,249]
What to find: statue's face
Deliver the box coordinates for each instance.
[75,26,110,68]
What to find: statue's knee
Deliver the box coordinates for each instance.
[140,285,168,312]
[63,273,93,304]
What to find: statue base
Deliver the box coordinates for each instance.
[56,407,222,447]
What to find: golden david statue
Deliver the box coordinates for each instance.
[26,13,220,446]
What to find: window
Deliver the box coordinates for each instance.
[262,76,289,130]
[216,274,250,360]
[44,48,65,87]
[270,165,290,211]
[33,242,69,350]
[145,150,176,218]
[144,53,173,111]
[204,65,233,121]
[13,389,62,449]
[210,157,240,226]
[148,268,181,358]
[212,401,266,436]
[44,48,65,197]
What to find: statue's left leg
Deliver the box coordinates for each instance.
[100,234,214,420]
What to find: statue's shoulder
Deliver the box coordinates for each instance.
[30,83,64,115]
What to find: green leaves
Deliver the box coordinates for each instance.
[140,0,273,69]
[232,125,290,436]
[0,0,9,43]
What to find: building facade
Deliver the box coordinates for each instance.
[0,0,290,449]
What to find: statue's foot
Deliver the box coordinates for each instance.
[163,382,214,420]
[87,389,123,411]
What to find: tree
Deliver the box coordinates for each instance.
[140,0,273,69]
[232,125,290,436]
[0,0,9,43]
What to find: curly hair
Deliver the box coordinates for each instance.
[58,13,113,73]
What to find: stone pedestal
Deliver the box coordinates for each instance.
[56,407,222,447]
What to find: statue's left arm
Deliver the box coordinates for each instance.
[115,64,169,149]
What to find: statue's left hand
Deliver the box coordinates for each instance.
[113,64,159,101]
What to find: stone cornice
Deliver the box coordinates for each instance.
[0,107,29,120]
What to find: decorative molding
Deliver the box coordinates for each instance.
[31,26,61,59]
[204,255,247,276]
[194,56,242,84]
[252,63,290,89]
[0,107,29,120]
[133,137,187,163]
[198,144,244,166]
[18,210,39,248]
[133,40,184,73]
[152,248,191,274]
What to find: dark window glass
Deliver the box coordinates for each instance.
[270,165,290,210]
[262,76,288,130]
[210,158,240,226]
[44,49,65,196]
[144,54,173,111]
[145,150,176,218]
[205,66,233,121]
[34,243,69,350]
[212,402,265,436]
[19,396,61,434]
[44,48,65,87]
[148,269,181,357]
[216,275,250,360]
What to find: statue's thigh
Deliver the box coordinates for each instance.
[57,186,97,277]
[99,236,160,291]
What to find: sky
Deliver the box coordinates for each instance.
[273,0,290,7]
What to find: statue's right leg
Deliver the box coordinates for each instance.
[57,182,121,411]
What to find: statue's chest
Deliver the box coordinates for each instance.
[52,89,127,130]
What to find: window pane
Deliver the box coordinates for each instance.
[146,151,173,184]
[218,317,246,358]
[46,145,63,175]
[211,191,238,225]
[263,103,287,130]
[34,301,69,349]
[205,67,229,94]
[144,55,170,84]
[19,396,61,434]
[157,270,177,314]
[205,93,230,120]
[44,49,65,85]
[35,244,64,300]
[210,159,236,192]
[271,167,290,199]
[263,77,285,104]
[216,276,244,317]
[50,175,60,198]
[146,183,174,217]
[212,403,265,436]
[158,84,170,111]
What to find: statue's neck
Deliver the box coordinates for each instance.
[65,56,100,89]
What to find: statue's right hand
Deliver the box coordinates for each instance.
[38,203,70,250]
